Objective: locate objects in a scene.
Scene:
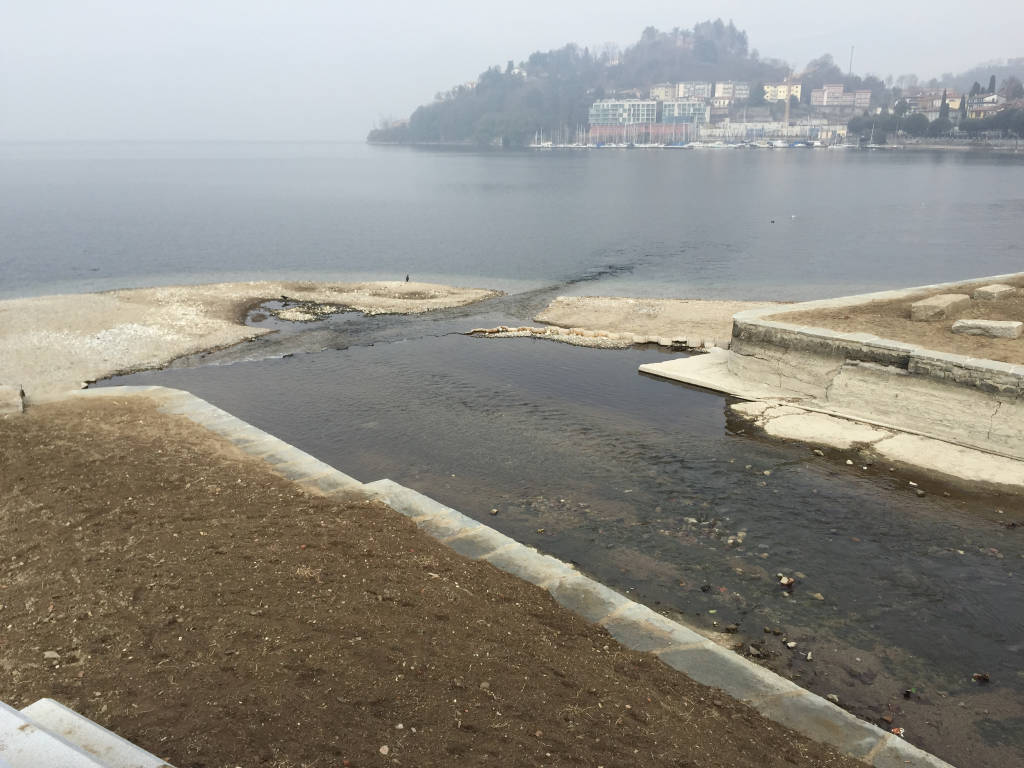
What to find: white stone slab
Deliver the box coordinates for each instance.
[638,349,794,401]
[972,283,1016,300]
[950,319,1023,339]
[0,701,104,768]
[910,294,971,321]
[21,698,173,768]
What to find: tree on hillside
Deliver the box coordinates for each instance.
[894,98,910,117]
[969,81,982,96]
[988,74,997,93]
[1002,76,1024,99]
[939,90,949,120]
[959,95,968,121]
[903,112,930,136]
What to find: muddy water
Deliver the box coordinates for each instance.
[103,312,1024,768]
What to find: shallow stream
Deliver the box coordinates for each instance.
[102,301,1024,768]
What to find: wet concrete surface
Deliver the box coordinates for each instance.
[101,301,1024,768]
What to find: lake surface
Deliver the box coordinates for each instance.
[2,142,1023,301]
[10,142,1024,766]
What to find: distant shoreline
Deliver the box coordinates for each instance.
[368,139,1024,155]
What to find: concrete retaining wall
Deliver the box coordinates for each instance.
[728,273,1024,460]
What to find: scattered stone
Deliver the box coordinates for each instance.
[915,489,926,498]
[805,651,813,661]
[479,681,490,690]
[778,575,795,589]
[845,459,854,465]
[972,283,1016,301]
[42,650,60,661]
[826,694,839,704]
[379,745,390,756]
[810,592,825,601]
[881,714,893,724]
[489,508,498,515]
[910,293,971,321]
[785,641,797,649]
[812,449,824,457]
[951,319,1023,339]
[724,623,739,634]
[747,645,762,657]
[972,672,990,683]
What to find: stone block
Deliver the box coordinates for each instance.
[972,283,1016,301]
[657,645,802,702]
[0,385,24,415]
[548,573,628,623]
[950,319,1023,339]
[910,294,971,322]
[751,691,884,758]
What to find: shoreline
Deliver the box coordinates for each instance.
[0,280,500,402]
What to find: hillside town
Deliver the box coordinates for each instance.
[578,76,1023,147]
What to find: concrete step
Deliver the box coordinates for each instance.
[20,699,172,768]
[0,700,105,768]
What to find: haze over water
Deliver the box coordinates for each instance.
[2,142,1022,301]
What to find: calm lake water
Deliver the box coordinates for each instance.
[2,141,1023,300]
[8,142,1024,766]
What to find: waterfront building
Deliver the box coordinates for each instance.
[810,84,871,110]
[677,81,713,99]
[764,82,802,102]
[713,81,750,102]
[967,93,1007,119]
[587,99,658,126]
[661,100,710,124]
[649,83,675,101]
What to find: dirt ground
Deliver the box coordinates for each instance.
[0,398,866,768]
[535,296,784,350]
[771,276,1024,364]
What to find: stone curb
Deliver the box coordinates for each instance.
[71,386,956,768]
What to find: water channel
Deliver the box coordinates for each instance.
[102,293,1024,768]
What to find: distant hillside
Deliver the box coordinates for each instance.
[367,20,791,147]
[948,59,1024,93]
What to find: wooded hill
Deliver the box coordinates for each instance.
[367,20,792,146]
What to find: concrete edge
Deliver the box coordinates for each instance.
[732,272,1024,385]
[734,272,1024,321]
[70,386,956,768]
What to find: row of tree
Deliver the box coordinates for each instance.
[848,107,1024,141]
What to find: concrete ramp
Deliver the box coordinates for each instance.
[0,699,171,768]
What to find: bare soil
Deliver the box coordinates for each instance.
[0,398,865,768]
[771,277,1024,364]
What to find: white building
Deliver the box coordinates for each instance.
[588,99,658,125]
[662,100,710,124]
[713,81,750,102]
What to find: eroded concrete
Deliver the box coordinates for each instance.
[642,273,1024,492]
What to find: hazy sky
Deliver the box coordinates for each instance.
[2,1,1020,141]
